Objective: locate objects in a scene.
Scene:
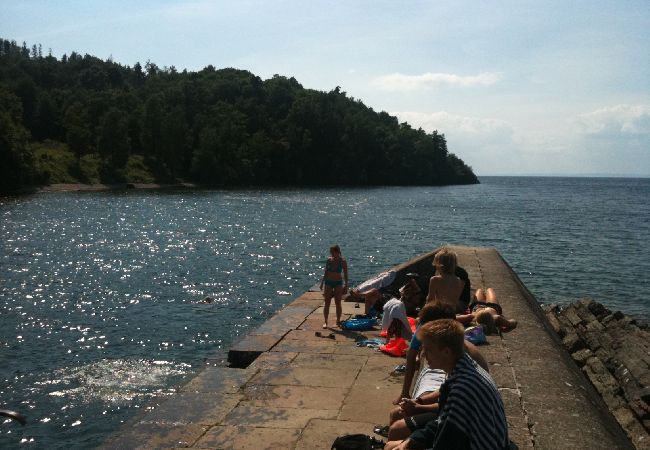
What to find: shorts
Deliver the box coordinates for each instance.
[405,412,437,431]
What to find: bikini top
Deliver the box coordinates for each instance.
[326,258,344,273]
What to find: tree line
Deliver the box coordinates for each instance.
[0,38,478,191]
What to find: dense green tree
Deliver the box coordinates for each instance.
[0,88,37,190]
[0,37,478,191]
[97,108,130,169]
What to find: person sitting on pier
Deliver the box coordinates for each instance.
[426,249,466,313]
[386,303,489,441]
[456,288,518,333]
[385,319,509,450]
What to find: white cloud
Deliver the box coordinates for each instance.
[393,111,512,140]
[371,72,500,91]
[575,104,650,136]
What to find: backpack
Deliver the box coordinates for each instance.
[331,434,384,450]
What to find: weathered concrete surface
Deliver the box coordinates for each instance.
[102,246,633,449]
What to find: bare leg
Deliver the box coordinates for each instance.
[388,419,412,441]
[334,286,343,326]
[323,286,333,328]
[475,288,486,302]
[362,289,381,314]
[486,287,497,303]
[389,405,404,424]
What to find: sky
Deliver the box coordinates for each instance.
[2,0,649,176]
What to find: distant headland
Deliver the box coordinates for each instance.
[0,38,478,193]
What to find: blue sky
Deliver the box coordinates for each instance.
[2,0,649,176]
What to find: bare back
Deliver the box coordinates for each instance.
[426,274,464,309]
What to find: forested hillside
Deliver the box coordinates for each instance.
[0,39,478,191]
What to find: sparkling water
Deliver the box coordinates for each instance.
[1,177,648,448]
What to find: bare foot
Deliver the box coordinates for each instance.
[323,323,328,329]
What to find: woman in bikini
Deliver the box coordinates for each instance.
[319,244,349,328]
[456,287,517,333]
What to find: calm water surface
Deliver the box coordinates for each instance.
[1,176,648,448]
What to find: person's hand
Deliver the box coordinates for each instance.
[393,394,409,405]
[393,393,409,405]
[400,398,418,416]
[394,439,412,450]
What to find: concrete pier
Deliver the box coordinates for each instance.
[101,246,632,449]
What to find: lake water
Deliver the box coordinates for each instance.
[1,176,648,448]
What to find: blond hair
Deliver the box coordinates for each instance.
[416,318,464,358]
[433,248,457,275]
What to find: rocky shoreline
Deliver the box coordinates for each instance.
[545,299,649,449]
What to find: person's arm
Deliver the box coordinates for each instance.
[342,259,349,294]
[399,397,439,416]
[416,390,440,404]
[455,313,474,325]
[426,277,436,303]
[394,347,419,404]
[464,341,489,373]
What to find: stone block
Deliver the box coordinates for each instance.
[295,419,377,450]
[571,348,592,367]
[584,319,605,332]
[564,306,583,326]
[546,312,565,337]
[241,384,347,410]
[194,425,301,449]
[562,331,584,353]
[98,423,208,450]
[223,405,336,429]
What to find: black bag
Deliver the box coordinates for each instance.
[331,434,384,450]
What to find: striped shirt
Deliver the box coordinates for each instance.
[410,353,509,450]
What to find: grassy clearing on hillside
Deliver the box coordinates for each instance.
[31,141,157,185]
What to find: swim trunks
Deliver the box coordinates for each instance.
[406,412,437,432]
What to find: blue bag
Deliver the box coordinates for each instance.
[340,317,378,331]
[464,325,487,345]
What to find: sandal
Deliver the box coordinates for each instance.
[373,424,390,438]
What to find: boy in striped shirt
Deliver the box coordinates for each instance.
[385,319,509,450]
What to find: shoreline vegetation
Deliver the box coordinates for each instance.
[0,38,478,194]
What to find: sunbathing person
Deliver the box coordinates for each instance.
[385,319,509,450]
[426,249,465,311]
[456,288,517,333]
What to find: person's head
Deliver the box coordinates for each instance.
[399,278,421,300]
[475,309,498,334]
[329,244,341,257]
[417,319,464,371]
[418,302,455,324]
[433,248,457,275]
